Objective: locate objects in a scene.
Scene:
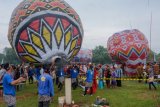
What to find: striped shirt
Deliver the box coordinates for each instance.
[115,68,123,78]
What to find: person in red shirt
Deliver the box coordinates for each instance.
[92,67,98,93]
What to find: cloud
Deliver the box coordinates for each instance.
[0,0,160,53]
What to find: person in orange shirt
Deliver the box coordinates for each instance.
[148,63,157,90]
[153,63,159,75]
[136,63,143,83]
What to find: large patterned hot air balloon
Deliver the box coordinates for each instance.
[107,29,149,75]
[8,0,83,63]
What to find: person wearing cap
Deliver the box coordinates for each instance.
[38,68,54,107]
[3,63,25,107]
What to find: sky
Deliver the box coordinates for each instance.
[0,0,160,53]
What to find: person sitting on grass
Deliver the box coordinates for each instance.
[38,68,54,107]
[94,96,110,107]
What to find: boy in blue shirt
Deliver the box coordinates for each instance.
[38,68,54,107]
[28,63,35,84]
[35,66,41,81]
[57,68,65,91]
[70,66,79,90]
[3,63,25,107]
[83,64,94,96]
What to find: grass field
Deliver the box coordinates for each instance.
[0,81,160,107]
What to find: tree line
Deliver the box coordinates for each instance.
[0,46,158,65]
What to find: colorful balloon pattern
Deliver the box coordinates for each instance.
[107,29,149,74]
[8,0,83,63]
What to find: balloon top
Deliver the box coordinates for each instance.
[8,0,83,63]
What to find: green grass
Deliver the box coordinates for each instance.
[0,81,160,107]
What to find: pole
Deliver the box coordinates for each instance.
[65,78,72,104]
[149,12,152,61]
[150,12,152,51]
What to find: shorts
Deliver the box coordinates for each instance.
[59,77,64,83]
[3,95,16,106]
[38,95,51,102]
[85,82,92,87]
[111,80,117,85]
[71,78,77,83]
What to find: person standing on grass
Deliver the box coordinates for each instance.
[38,68,54,107]
[83,64,94,96]
[98,64,104,89]
[92,67,98,93]
[115,65,123,87]
[148,63,157,90]
[28,63,35,84]
[70,65,79,90]
[57,67,65,91]
[50,64,56,85]
[3,63,25,107]
[35,65,41,81]
[111,70,117,88]
[0,65,4,79]
[0,64,6,96]
[13,67,21,91]
[136,63,143,83]
[105,65,111,88]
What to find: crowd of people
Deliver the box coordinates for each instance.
[0,61,158,107]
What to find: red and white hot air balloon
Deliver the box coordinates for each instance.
[107,29,149,75]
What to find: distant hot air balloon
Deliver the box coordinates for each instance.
[72,49,93,63]
[107,29,149,75]
[8,0,83,64]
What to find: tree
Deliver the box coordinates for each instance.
[0,53,5,64]
[92,45,112,64]
[3,47,21,64]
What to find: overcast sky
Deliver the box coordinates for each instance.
[0,0,160,53]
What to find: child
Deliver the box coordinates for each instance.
[111,70,117,88]
[95,96,101,105]
[94,96,110,106]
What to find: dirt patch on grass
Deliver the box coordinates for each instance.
[0,93,36,104]
[76,101,90,107]
[137,91,159,101]
[137,93,152,100]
